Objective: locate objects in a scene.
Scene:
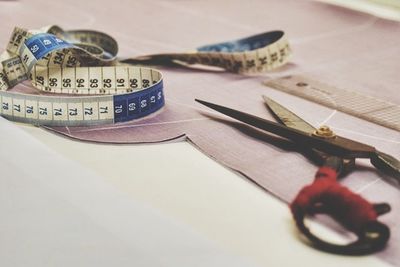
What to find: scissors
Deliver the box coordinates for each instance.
[195,96,400,255]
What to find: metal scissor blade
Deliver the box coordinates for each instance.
[263,97,400,181]
[263,96,335,166]
[262,96,316,134]
[195,99,375,158]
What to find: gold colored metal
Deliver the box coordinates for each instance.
[312,125,336,139]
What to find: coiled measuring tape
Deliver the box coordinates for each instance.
[0,26,291,126]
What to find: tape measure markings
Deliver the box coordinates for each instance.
[0,81,164,126]
[1,25,291,126]
[30,65,162,94]
[0,27,164,126]
[126,30,291,74]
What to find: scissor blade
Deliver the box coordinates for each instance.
[262,96,316,134]
[262,96,332,165]
[263,98,400,181]
[195,99,375,158]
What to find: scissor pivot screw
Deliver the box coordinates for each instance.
[312,125,336,139]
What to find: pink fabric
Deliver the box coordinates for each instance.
[1,0,399,265]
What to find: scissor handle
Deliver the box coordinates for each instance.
[290,160,391,255]
[371,150,400,183]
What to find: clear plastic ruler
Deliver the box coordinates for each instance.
[264,75,400,132]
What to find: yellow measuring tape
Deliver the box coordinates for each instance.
[0,25,291,126]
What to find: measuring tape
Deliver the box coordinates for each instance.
[125,31,291,74]
[0,25,291,126]
[0,26,164,126]
[264,75,400,132]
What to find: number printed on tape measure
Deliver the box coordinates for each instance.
[0,25,291,126]
[0,26,166,126]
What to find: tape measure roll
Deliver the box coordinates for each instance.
[0,25,291,126]
[1,26,164,126]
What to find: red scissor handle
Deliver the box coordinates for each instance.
[290,165,390,255]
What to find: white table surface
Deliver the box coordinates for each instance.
[0,118,388,266]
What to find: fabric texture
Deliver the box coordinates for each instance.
[1,0,399,265]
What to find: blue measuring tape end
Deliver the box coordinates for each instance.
[25,33,73,60]
[197,31,284,53]
[113,80,165,123]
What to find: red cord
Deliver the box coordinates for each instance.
[291,167,377,232]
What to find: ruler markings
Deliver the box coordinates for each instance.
[264,75,400,131]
